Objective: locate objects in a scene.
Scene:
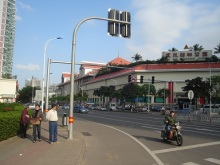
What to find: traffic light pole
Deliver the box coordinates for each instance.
[69,17,131,140]
[148,82,150,111]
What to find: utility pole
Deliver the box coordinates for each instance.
[69,10,131,140]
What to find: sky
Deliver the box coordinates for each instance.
[13,0,220,89]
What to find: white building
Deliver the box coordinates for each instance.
[0,78,17,102]
[57,60,220,109]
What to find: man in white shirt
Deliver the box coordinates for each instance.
[46,103,58,144]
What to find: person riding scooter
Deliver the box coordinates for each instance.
[164,110,176,138]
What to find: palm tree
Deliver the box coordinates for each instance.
[193,44,204,57]
[193,44,204,51]
[214,43,220,54]
[168,47,178,52]
[132,53,143,62]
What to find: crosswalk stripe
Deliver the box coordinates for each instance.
[205,158,220,164]
[182,162,199,165]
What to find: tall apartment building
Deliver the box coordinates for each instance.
[25,77,41,88]
[0,0,16,77]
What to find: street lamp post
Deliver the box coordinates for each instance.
[41,37,63,112]
[209,62,212,116]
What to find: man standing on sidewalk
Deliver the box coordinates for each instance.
[46,103,58,144]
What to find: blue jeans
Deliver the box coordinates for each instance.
[165,125,171,135]
[49,121,57,142]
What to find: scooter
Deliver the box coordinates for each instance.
[161,122,183,146]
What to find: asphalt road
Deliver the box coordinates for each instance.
[61,108,220,165]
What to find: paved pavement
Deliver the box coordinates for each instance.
[0,117,154,165]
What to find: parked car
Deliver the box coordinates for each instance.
[160,106,171,115]
[29,103,36,110]
[199,105,220,115]
[117,105,123,110]
[89,105,96,110]
[141,106,149,112]
[63,104,70,110]
[100,106,107,111]
[74,106,89,113]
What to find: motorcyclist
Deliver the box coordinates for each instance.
[164,110,176,137]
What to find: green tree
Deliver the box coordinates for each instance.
[214,43,220,54]
[207,75,220,105]
[93,86,115,105]
[205,55,219,62]
[157,88,170,105]
[122,83,141,102]
[157,56,168,63]
[182,77,207,110]
[140,84,156,103]
[111,88,125,105]
[193,44,204,57]
[132,53,143,62]
[17,86,39,103]
[168,47,178,52]
[193,44,204,51]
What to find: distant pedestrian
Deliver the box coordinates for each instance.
[20,106,30,138]
[46,103,58,144]
[32,104,43,143]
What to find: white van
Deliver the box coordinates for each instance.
[109,103,117,111]
[200,105,220,115]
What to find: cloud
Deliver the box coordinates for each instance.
[128,0,220,60]
[17,1,34,12]
[15,63,40,71]
[15,15,22,21]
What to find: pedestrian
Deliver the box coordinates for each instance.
[46,103,58,144]
[32,104,43,143]
[20,106,30,138]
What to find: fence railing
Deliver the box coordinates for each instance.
[176,113,220,123]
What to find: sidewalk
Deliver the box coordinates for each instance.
[0,117,154,165]
[0,118,86,165]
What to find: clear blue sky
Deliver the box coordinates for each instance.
[13,0,220,89]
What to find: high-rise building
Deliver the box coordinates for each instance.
[25,77,41,88]
[0,0,16,78]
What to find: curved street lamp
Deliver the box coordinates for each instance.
[41,37,63,112]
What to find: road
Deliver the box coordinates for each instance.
[61,108,220,165]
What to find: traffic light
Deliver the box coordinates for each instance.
[152,76,155,84]
[120,11,131,38]
[108,9,119,36]
[140,76,144,83]
[128,75,132,83]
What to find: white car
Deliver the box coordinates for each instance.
[100,107,107,111]
[29,103,36,110]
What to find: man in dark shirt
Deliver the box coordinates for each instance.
[164,110,176,135]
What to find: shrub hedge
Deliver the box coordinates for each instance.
[0,103,32,141]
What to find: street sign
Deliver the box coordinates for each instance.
[188,90,194,100]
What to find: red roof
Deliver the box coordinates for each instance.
[88,62,220,83]
[108,57,131,65]
[62,73,71,78]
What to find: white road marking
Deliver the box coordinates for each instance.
[153,141,220,154]
[182,162,199,165]
[77,116,165,165]
[85,114,220,137]
[97,123,164,165]
[205,158,220,164]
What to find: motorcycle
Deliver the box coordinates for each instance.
[161,122,183,146]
